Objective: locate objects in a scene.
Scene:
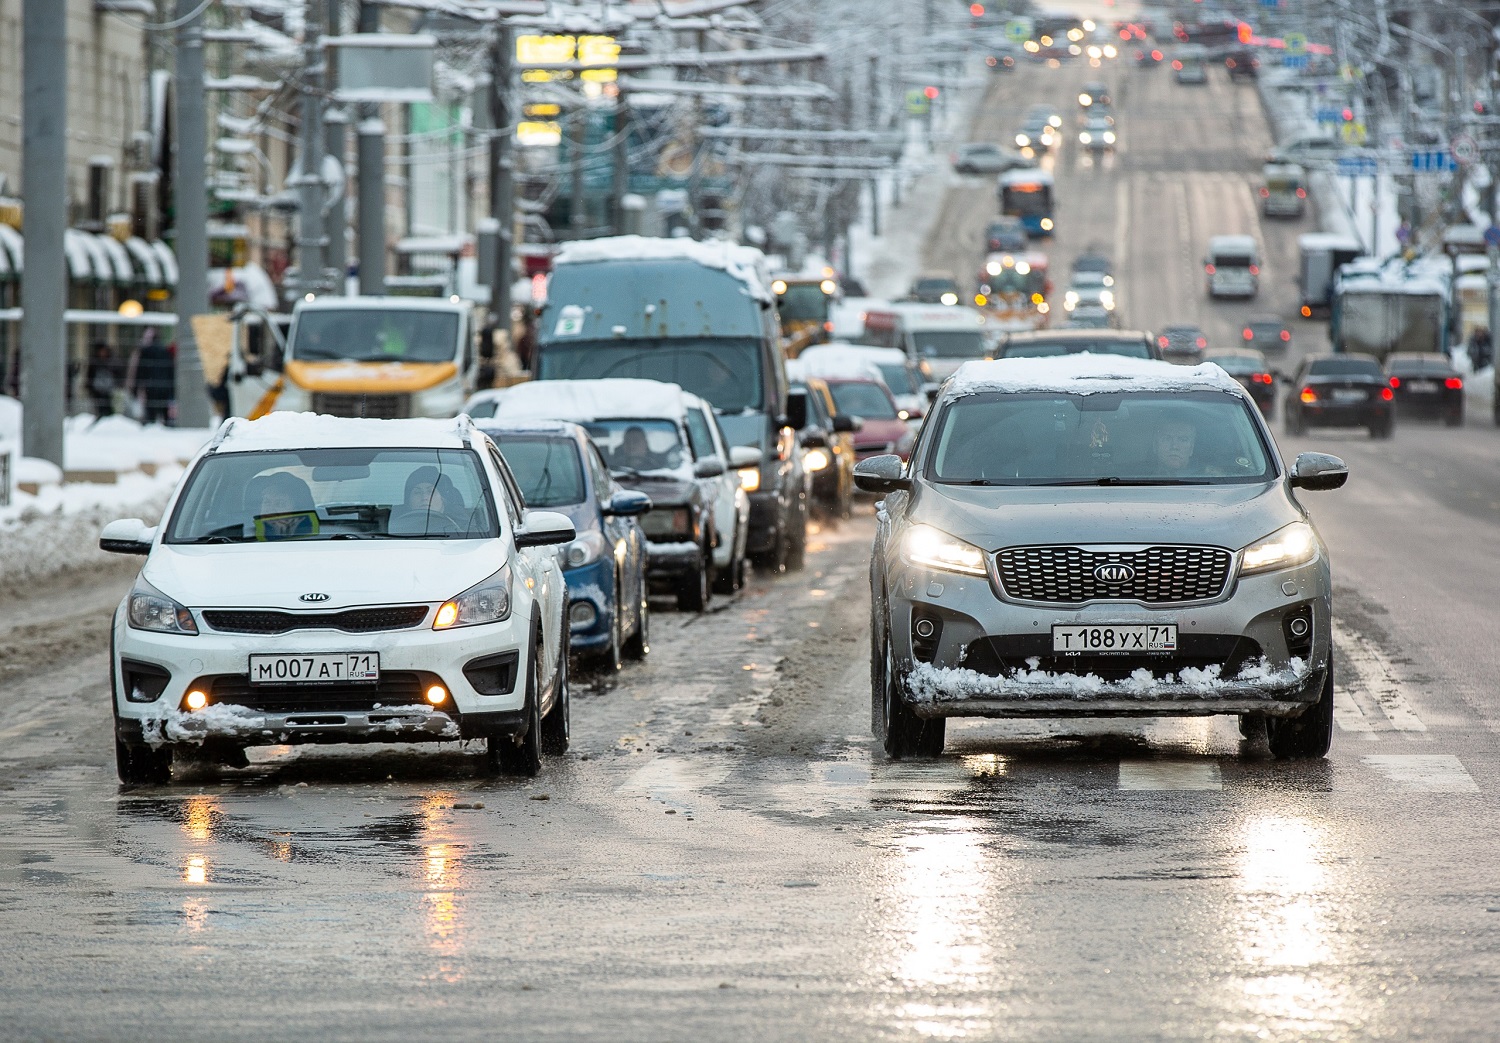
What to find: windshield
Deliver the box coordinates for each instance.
[829,381,899,421]
[1003,340,1151,359]
[536,338,764,414]
[776,283,831,323]
[1387,357,1454,376]
[290,309,461,364]
[913,330,987,359]
[492,436,586,508]
[166,448,498,543]
[1211,252,1256,269]
[926,391,1274,486]
[582,419,688,477]
[1339,293,1444,355]
[1308,357,1382,377]
[876,362,917,395]
[1208,354,1263,374]
[1002,184,1052,216]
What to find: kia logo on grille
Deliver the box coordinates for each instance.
[1094,563,1135,584]
[300,592,331,603]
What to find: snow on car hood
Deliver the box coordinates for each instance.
[144,539,510,610]
[911,481,1300,554]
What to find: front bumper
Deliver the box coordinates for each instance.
[1299,400,1390,427]
[562,557,616,653]
[747,490,785,553]
[113,602,532,747]
[886,553,1331,719]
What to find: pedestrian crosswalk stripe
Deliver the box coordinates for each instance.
[1333,689,1379,739]
[1118,761,1222,791]
[1334,625,1430,737]
[1360,754,1478,793]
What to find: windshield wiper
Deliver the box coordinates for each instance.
[178,535,244,545]
[1040,477,1213,486]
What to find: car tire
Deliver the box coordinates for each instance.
[1493,396,1500,426]
[786,507,808,572]
[1267,656,1334,759]
[1237,713,1267,742]
[622,586,649,660]
[879,627,945,759]
[489,640,543,777]
[676,548,711,612]
[751,521,787,574]
[115,738,173,785]
[541,629,570,756]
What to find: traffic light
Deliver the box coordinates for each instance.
[924,86,940,100]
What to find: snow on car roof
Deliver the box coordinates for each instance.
[483,378,697,423]
[796,344,903,381]
[215,412,472,452]
[473,418,589,438]
[552,235,772,301]
[947,354,1244,398]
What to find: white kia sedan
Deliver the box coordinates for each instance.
[102,413,574,784]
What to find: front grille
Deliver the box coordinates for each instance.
[964,635,1263,683]
[311,392,410,419]
[203,606,430,635]
[204,671,428,713]
[996,545,1232,604]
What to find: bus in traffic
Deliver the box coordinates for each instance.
[998,169,1056,238]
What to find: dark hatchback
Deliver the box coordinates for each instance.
[984,216,1029,253]
[1158,324,1208,364]
[1284,354,1394,437]
[1385,353,1464,426]
[999,328,1160,360]
[1206,348,1276,417]
[1243,314,1292,354]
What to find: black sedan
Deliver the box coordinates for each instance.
[1284,354,1394,437]
[1157,324,1208,364]
[1243,314,1292,354]
[1206,349,1276,418]
[1384,353,1464,426]
[789,379,858,521]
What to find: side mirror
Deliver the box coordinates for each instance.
[515,510,576,548]
[100,518,155,555]
[728,445,762,469]
[693,458,726,479]
[603,490,652,517]
[853,454,911,494]
[1289,452,1348,491]
[831,414,858,433]
[781,392,809,431]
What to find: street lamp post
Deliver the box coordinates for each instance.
[173,0,212,427]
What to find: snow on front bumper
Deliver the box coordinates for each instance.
[905,656,1318,719]
[142,702,460,746]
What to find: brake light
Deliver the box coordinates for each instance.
[1157,335,1168,347]
[1259,187,1270,197]
[1280,329,1291,341]
[1445,376,1464,389]
[1152,49,1162,60]
[1300,388,1317,403]
[1301,305,1312,317]
[1205,263,1215,274]
[1380,387,1394,401]
[1196,337,1206,348]
[1296,188,1307,198]
[1388,376,1400,388]
[1243,328,1253,340]
[1249,265,1260,275]
[823,321,834,332]
[1252,372,1273,384]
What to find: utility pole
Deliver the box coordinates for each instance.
[488,24,514,333]
[356,0,385,295]
[570,101,588,237]
[613,89,632,234]
[20,0,65,464]
[324,0,347,294]
[173,0,211,427]
[295,1,327,297]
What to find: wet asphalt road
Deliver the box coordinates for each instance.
[6,55,1500,1043]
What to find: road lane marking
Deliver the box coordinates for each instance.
[1333,689,1379,740]
[1117,761,1222,791]
[1361,754,1479,793]
[1333,625,1429,738]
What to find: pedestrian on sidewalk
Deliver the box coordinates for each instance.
[85,341,117,417]
[1470,326,1492,372]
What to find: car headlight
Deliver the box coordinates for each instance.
[564,531,607,569]
[738,466,762,493]
[127,577,198,635]
[804,447,831,472]
[1080,132,1092,144]
[1240,523,1317,575]
[1016,134,1030,147]
[434,562,513,629]
[1103,131,1116,144]
[903,523,988,577]
[1100,290,1115,308]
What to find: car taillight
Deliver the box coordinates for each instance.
[1300,388,1317,403]
[1172,60,1182,69]
[1253,372,1273,384]
[1152,50,1162,60]
[823,321,834,332]
[1242,328,1253,340]
[1259,187,1270,197]
[1296,188,1307,198]
[1196,337,1206,348]
[1157,336,1168,347]
[1388,376,1400,388]
[1280,329,1291,341]
[1445,376,1464,389]
[1380,387,1394,401]
[1249,265,1260,275]
[1205,263,1215,274]
[1301,305,1312,317]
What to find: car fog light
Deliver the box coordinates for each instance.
[914,618,936,639]
[184,690,208,711]
[426,685,448,705]
[570,601,598,628]
[1288,617,1310,638]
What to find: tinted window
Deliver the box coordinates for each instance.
[913,330,987,359]
[1307,357,1382,377]
[925,391,1273,485]
[290,309,459,364]
[1208,354,1263,374]
[1003,339,1151,359]
[829,381,899,420]
[536,337,764,413]
[776,283,830,323]
[684,407,718,459]
[877,363,917,395]
[492,436,587,508]
[167,448,498,543]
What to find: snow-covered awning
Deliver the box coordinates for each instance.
[63,229,95,281]
[151,240,179,286]
[0,225,20,276]
[124,236,164,286]
[98,235,135,284]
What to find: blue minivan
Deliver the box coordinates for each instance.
[532,237,809,572]
[480,420,652,672]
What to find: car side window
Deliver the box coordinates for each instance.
[486,446,524,525]
[587,443,615,502]
[685,407,719,461]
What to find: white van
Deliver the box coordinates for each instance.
[861,303,991,383]
[1205,235,1260,299]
